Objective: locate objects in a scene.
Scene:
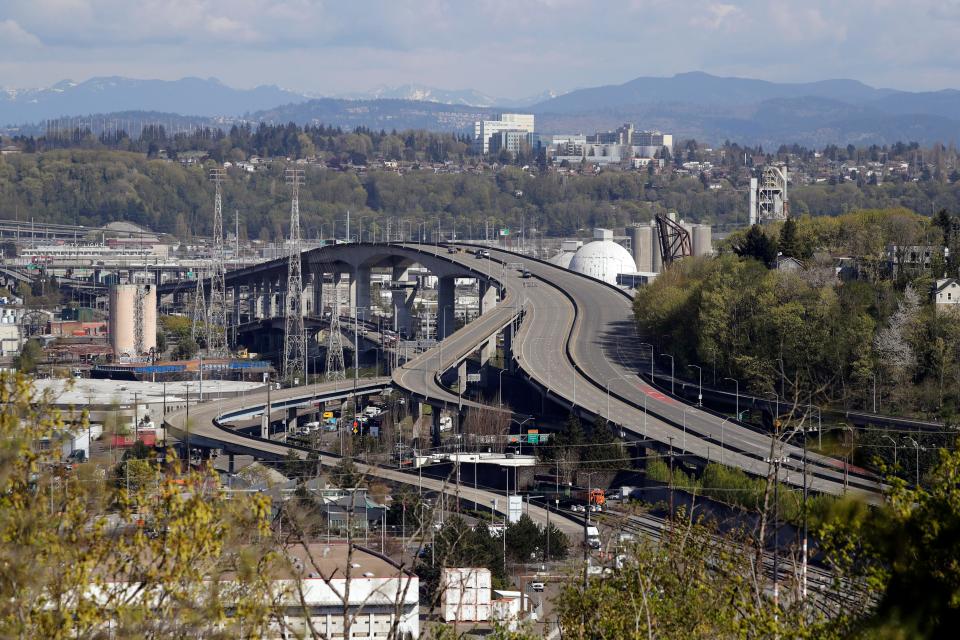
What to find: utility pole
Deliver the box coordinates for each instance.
[283,168,307,385]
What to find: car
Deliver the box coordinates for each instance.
[530,581,545,592]
[447,246,458,253]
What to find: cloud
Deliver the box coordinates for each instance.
[0,19,41,47]
[0,1,958,94]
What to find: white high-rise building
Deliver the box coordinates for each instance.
[473,114,535,154]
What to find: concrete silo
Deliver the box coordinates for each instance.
[627,224,654,273]
[109,284,157,358]
[650,220,663,273]
[692,225,713,257]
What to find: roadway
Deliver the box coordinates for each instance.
[443,243,880,499]
[165,240,879,503]
[163,378,585,539]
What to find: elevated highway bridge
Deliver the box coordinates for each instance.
[164,240,882,506]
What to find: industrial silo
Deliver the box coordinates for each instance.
[109,284,157,357]
[692,225,713,257]
[627,224,654,273]
[650,220,662,273]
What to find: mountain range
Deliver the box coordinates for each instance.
[4,72,960,147]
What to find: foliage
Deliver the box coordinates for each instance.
[733,223,778,265]
[0,371,279,638]
[818,441,960,637]
[13,338,42,373]
[554,514,839,639]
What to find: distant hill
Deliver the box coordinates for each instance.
[532,71,896,112]
[0,76,308,125]
[3,71,960,147]
[252,98,493,132]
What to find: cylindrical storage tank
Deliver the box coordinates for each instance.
[650,220,662,273]
[109,284,157,357]
[141,285,158,355]
[109,284,137,358]
[627,224,654,273]
[693,225,713,257]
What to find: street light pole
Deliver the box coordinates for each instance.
[882,435,898,469]
[660,353,675,395]
[907,436,921,487]
[639,342,654,383]
[688,364,702,406]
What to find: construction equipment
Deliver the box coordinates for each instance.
[655,213,693,265]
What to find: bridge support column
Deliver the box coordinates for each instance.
[480,336,496,367]
[351,265,371,315]
[457,360,468,395]
[228,454,235,474]
[286,407,298,435]
[438,276,456,339]
[503,320,515,372]
[479,279,498,314]
[390,267,415,337]
[311,272,323,315]
[431,409,442,447]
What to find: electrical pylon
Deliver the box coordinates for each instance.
[191,270,207,345]
[283,168,307,385]
[325,284,346,382]
[205,167,228,356]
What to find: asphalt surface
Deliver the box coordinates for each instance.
[443,243,879,499]
[163,378,585,540]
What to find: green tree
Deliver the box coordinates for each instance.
[14,338,42,373]
[505,514,541,563]
[733,224,778,265]
[778,216,801,258]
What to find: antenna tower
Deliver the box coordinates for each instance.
[325,282,346,382]
[206,167,228,356]
[283,168,308,384]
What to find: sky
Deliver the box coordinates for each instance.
[1,0,959,96]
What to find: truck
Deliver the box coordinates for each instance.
[584,525,601,549]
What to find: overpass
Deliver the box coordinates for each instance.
[162,377,585,539]
[165,240,880,501]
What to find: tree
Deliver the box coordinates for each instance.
[174,336,199,360]
[0,371,279,637]
[14,338,42,373]
[778,216,801,258]
[733,224,778,266]
[504,514,541,563]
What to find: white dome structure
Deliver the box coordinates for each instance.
[549,250,576,269]
[568,240,637,285]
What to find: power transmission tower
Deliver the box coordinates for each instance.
[191,270,207,346]
[325,284,346,382]
[283,168,308,385]
[206,167,228,356]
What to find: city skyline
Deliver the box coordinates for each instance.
[2,1,960,96]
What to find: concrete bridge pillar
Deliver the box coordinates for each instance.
[457,360,468,395]
[438,276,456,339]
[479,279,498,314]
[310,272,323,315]
[351,265,371,316]
[390,266,415,337]
[431,408,442,447]
[503,318,515,372]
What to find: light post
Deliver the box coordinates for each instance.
[660,353,675,395]
[723,377,739,420]
[688,364,702,406]
[906,436,921,487]
[882,435,898,469]
[639,342,654,382]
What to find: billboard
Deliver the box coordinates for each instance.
[508,495,523,523]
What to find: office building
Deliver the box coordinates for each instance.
[473,114,535,154]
